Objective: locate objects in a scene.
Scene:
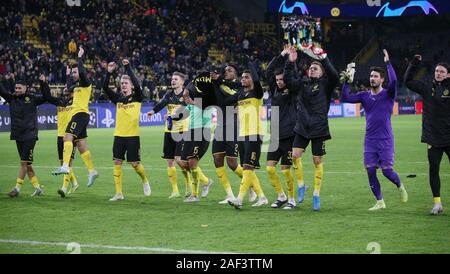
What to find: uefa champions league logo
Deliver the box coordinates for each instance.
[278,0,309,15]
[376,1,439,17]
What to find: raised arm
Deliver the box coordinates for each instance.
[382,49,397,99]
[284,47,304,92]
[102,62,120,104]
[65,65,75,92]
[266,54,289,94]
[322,57,339,91]
[77,46,91,87]
[38,74,59,106]
[341,83,362,103]
[0,77,12,103]
[404,54,427,96]
[266,46,289,80]
[123,59,143,102]
[28,75,46,106]
[248,60,263,99]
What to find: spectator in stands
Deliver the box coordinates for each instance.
[68,39,77,55]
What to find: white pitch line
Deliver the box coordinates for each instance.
[0,239,239,254]
[0,165,448,176]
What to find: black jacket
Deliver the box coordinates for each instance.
[213,77,240,128]
[284,57,339,140]
[0,81,46,141]
[152,88,186,114]
[266,54,297,140]
[404,58,450,147]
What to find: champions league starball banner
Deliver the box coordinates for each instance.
[269,0,450,17]
[0,103,167,132]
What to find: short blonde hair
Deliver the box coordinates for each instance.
[121,75,131,82]
[172,71,187,81]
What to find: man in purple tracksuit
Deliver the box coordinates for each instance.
[341,50,408,210]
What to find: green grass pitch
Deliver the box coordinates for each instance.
[0,115,449,254]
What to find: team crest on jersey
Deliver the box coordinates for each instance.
[312,84,319,92]
[24,96,30,103]
[282,89,289,95]
[443,89,449,97]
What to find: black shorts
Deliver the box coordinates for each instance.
[238,135,263,169]
[293,134,326,156]
[212,140,239,158]
[57,136,76,161]
[267,136,294,166]
[113,136,141,162]
[212,125,239,158]
[162,132,185,160]
[16,139,36,163]
[65,112,89,139]
[181,128,211,161]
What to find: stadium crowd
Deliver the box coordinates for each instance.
[0,0,279,103]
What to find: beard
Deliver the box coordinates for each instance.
[370,82,380,88]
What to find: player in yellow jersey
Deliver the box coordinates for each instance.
[102,59,151,201]
[226,59,268,209]
[39,73,79,197]
[147,72,193,199]
[52,46,98,187]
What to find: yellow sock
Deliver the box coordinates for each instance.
[134,164,149,183]
[281,169,295,199]
[113,164,123,195]
[216,167,233,195]
[314,163,323,196]
[434,197,441,204]
[267,166,283,195]
[181,169,192,193]
[250,171,265,198]
[233,165,243,178]
[237,170,253,200]
[63,141,73,166]
[167,167,179,193]
[80,150,95,173]
[191,167,201,197]
[197,167,209,185]
[69,168,77,184]
[63,174,71,188]
[15,178,24,190]
[30,176,40,189]
[293,158,304,187]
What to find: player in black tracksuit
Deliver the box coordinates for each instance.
[210,65,253,204]
[284,46,339,211]
[265,49,299,209]
[147,72,191,198]
[404,55,450,215]
[0,76,45,198]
